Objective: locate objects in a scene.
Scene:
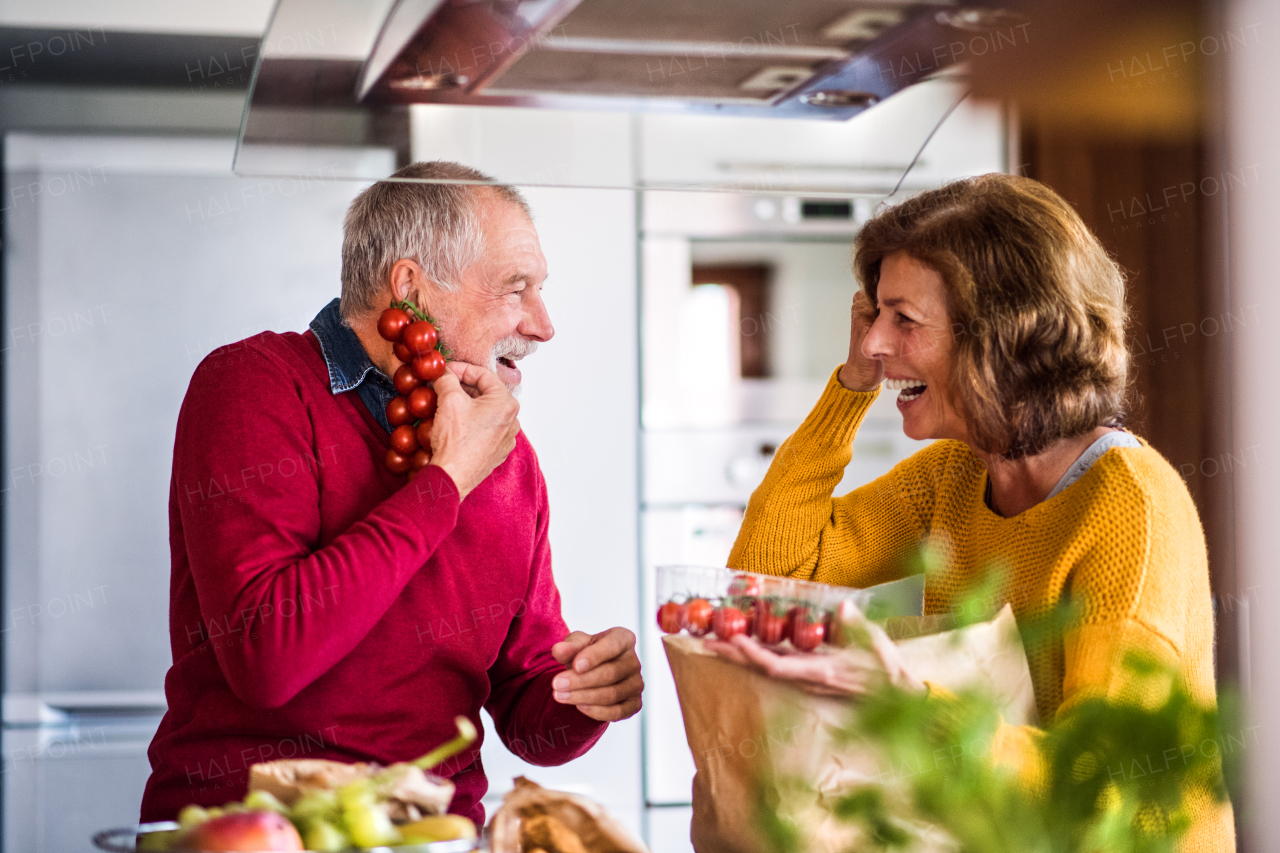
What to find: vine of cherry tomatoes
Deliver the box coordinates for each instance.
[377,301,449,479]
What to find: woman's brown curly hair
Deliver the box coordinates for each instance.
[853,174,1128,459]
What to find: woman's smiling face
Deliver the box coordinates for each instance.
[861,251,969,442]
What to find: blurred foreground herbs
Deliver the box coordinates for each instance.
[759,559,1240,852]
[758,647,1240,853]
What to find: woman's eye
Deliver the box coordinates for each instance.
[896,312,913,325]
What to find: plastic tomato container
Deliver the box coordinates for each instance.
[654,565,877,650]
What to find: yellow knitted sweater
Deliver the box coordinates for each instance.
[727,369,1233,851]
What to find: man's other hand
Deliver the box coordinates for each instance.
[428,363,520,500]
[550,628,643,722]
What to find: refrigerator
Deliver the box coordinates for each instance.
[1,133,393,851]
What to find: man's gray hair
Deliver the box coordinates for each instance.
[340,161,531,320]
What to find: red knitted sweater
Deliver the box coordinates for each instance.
[140,330,606,824]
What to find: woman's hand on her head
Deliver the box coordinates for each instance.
[838,290,884,392]
[704,618,924,698]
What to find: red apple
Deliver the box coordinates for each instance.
[182,811,303,852]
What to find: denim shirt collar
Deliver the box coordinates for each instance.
[309,298,385,394]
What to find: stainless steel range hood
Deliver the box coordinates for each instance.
[356,0,981,115]
[236,0,1019,193]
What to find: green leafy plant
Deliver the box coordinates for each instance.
[756,644,1238,853]
[753,554,1240,853]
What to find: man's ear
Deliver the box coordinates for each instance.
[388,258,430,309]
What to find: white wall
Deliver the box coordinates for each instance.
[478,183,642,831]
[409,109,644,833]
[1226,0,1280,847]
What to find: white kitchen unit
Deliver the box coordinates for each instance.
[2,133,393,851]
[637,77,1004,196]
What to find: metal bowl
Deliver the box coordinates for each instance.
[92,823,483,853]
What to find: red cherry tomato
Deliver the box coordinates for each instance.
[727,574,761,599]
[402,321,439,355]
[755,604,787,645]
[683,598,714,637]
[394,342,413,363]
[790,607,826,651]
[390,424,419,455]
[412,350,447,382]
[657,601,684,634]
[712,606,748,640]
[783,607,798,643]
[416,419,434,452]
[824,600,858,648]
[744,600,759,636]
[412,448,431,470]
[393,364,421,396]
[378,308,412,342]
[387,396,414,427]
[385,448,412,474]
[408,385,438,420]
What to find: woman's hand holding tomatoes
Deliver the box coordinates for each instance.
[704,612,924,699]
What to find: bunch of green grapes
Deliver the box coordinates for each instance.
[166,784,396,851]
[161,784,472,851]
[153,719,481,850]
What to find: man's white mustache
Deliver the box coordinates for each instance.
[490,337,539,364]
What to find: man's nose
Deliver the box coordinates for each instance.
[520,291,555,342]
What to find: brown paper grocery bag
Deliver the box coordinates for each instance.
[663,604,1036,853]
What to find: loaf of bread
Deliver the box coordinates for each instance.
[248,758,453,821]
[489,777,649,853]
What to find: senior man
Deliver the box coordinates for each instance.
[141,161,642,825]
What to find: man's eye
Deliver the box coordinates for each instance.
[896,312,913,324]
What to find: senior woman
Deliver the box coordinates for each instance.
[709,174,1231,850]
